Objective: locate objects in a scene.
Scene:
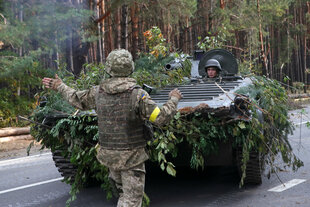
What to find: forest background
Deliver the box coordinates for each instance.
[0,0,309,127]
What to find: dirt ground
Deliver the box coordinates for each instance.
[0,139,50,160]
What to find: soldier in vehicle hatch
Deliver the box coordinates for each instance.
[204,58,222,79]
[42,49,183,207]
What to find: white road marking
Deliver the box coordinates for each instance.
[0,152,52,167]
[268,179,306,192]
[0,177,63,195]
[294,121,310,126]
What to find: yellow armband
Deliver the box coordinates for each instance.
[149,106,160,122]
[95,143,100,154]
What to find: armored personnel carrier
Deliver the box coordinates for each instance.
[148,49,262,184]
[31,49,263,196]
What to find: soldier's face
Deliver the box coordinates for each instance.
[206,67,218,78]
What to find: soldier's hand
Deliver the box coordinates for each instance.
[42,74,63,91]
[169,88,183,100]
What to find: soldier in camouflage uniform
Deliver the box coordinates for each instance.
[42,49,182,207]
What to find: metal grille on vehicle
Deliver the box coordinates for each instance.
[151,80,242,103]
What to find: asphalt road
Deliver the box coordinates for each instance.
[0,106,310,207]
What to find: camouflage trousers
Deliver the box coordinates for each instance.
[109,163,145,207]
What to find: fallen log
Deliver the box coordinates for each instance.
[288,93,310,99]
[0,127,30,137]
[0,134,33,143]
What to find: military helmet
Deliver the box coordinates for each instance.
[204,59,222,71]
[105,49,135,77]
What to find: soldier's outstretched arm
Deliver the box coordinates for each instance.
[42,74,97,110]
[137,88,182,126]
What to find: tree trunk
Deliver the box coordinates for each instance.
[98,0,105,60]
[277,29,281,81]
[304,35,307,92]
[286,9,291,89]
[115,7,121,49]
[306,1,310,91]
[179,22,185,53]
[184,18,189,53]
[19,3,23,57]
[130,2,139,59]
[140,14,146,52]
[293,7,300,82]
[220,0,225,9]
[189,23,193,53]
[175,25,180,50]
[17,3,23,97]
[69,30,74,73]
[0,127,30,137]
[96,0,103,63]
[121,4,128,49]
[0,135,33,142]
[205,0,210,36]
[103,0,112,57]
[257,0,268,77]
[270,25,274,79]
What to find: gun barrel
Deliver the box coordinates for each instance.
[165,62,183,70]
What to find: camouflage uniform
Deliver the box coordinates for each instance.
[56,49,180,207]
